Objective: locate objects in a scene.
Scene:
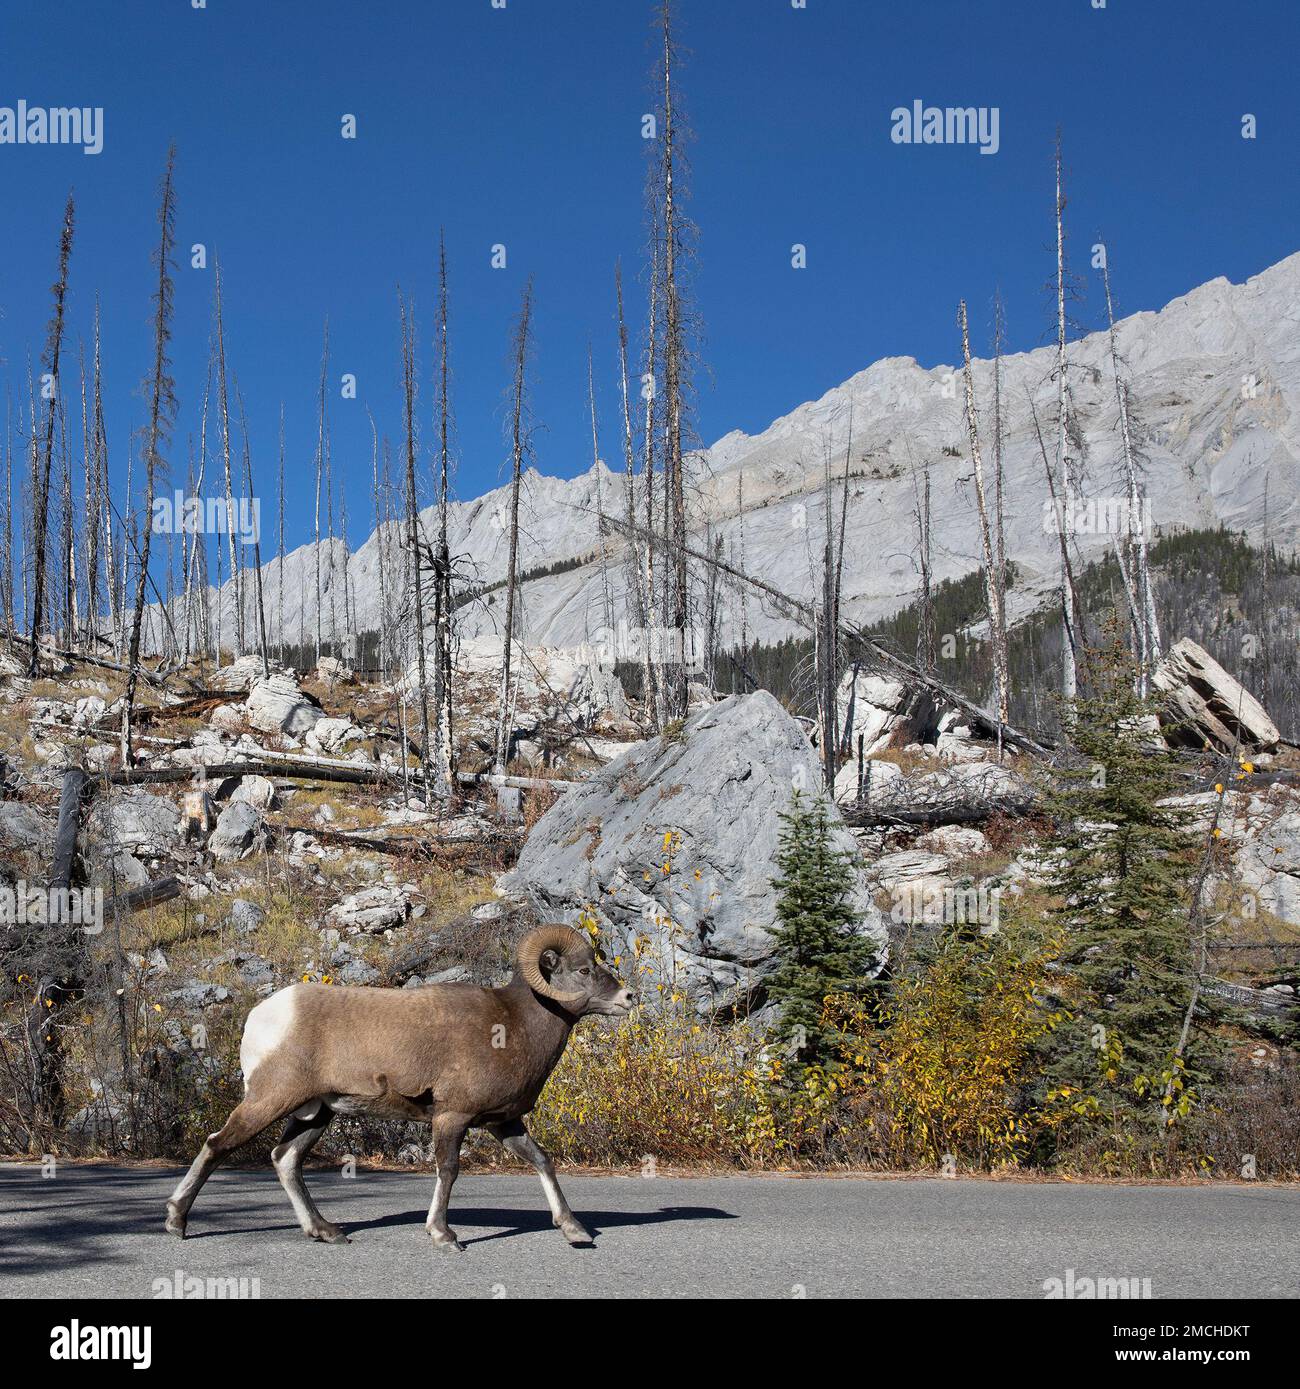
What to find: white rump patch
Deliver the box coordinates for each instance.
[240,986,298,1088]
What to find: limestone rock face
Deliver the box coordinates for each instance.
[502,690,887,1013]
[836,670,944,757]
[1153,638,1280,752]
[1237,810,1300,924]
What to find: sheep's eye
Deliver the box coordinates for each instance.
[579,967,590,976]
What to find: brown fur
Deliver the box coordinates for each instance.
[164,929,632,1251]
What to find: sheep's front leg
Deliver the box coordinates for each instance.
[426,1112,471,1252]
[490,1118,593,1246]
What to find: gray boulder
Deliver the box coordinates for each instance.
[1153,637,1280,752]
[502,690,887,1013]
[104,792,179,853]
[0,801,52,855]
[228,898,266,935]
[229,774,278,810]
[325,883,414,933]
[209,802,270,862]
[245,672,323,738]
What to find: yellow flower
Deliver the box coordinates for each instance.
[1242,761,1254,773]
[1214,783,1224,794]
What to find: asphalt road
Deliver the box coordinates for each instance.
[1,1164,1295,1298]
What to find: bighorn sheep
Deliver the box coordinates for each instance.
[165,924,632,1250]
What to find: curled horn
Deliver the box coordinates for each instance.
[516,925,589,1005]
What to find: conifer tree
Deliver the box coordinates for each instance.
[768,792,876,1071]
[1039,621,1213,1123]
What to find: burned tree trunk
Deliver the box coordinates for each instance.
[121,147,178,766]
[28,194,76,675]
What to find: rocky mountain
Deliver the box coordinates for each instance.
[169,250,1300,658]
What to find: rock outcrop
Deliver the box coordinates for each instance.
[502,690,887,1013]
[245,673,323,739]
[1153,638,1280,753]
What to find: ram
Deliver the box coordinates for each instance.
[165,924,632,1250]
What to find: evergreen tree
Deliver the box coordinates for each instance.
[1039,622,1212,1124]
[768,792,877,1072]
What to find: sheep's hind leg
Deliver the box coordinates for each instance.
[271,1102,348,1244]
[426,1112,471,1252]
[490,1118,593,1246]
[165,1092,293,1238]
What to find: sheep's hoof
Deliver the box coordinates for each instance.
[309,1222,350,1244]
[164,1205,187,1239]
[431,1232,466,1253]
[559,1219,594,1246]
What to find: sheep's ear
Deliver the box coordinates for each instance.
[539,947,562,977]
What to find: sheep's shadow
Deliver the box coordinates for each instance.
[343,1203,736,1245]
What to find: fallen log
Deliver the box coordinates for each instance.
[107,755,397,791]
[50,768,95,890]
[455,771,577,792]
[4,631,172,688]
[843,797,1038,828]
[274,821,436,859]
[104,876,181,918]
[591,507,1057,761]
[1201,976,1296,1022]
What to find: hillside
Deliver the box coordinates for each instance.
[162,250,1300,658]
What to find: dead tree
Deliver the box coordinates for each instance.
[589,343,614,633]
[652,0,695,721]
[495,279,533,775]
[121,146,178,766]
[91,309,120,656]
[2,391,13,638]
[1028,385,1084,713]
[28,194,75,675]
[82,333,101,651]
[277,404,286,665]
[1052,133,1080,704]
[235,382,270,678]
[431,232,455,799]
[959,298,1009,726]
[213,258,243,656]
[640,234,664,728]
[313,320,329,666]
[615,260,651,696]
[1101,248,1163,687]
[399,292,434,806]
[991,290,1008,647]
[596,505,1055,760]
[908,443,936,676]
[181,357,211,667]
[59,385,77,646]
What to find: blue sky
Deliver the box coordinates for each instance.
[0,0,1295,554]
